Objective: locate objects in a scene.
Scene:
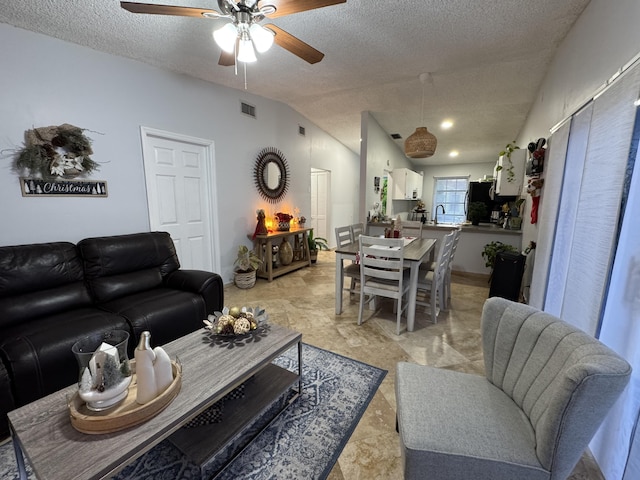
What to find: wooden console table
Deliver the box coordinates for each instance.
[251,227,312,282]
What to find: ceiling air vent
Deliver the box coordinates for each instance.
[391,133,402,140]
[298,125,306,136]
[241,101,256,118]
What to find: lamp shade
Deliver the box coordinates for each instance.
[238,36,257,63]
[249,24,274,53]
[404,127,438,158]
[213,23,237,53]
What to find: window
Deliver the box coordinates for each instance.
[432,176,469,224]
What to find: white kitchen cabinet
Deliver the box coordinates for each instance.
[494,149,526,196]
[392,168,423,200]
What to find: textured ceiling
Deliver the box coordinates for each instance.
[0,0,590,165]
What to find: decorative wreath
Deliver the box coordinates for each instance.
[14,123,99,180]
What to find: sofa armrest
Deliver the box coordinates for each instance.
[0,359,15,441]
[165,270,224,314]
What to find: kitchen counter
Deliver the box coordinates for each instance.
[367,221,522,274]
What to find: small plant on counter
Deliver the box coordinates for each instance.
[467,202,488,225]
[496,141,520,183]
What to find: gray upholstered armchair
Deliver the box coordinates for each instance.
[396,297,631,480]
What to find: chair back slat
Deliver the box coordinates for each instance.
[350,223,365,241]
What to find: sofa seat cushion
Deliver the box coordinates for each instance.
[396,362,549,480]
[98,288,206,348]
[0,309,130,407]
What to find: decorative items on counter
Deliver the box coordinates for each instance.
[134,331,174,405]
[72,330,132,411]
[275,212,293,231]
[253,209,268,238]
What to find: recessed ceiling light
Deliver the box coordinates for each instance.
[441,120,454,129]
[449,150,459,157]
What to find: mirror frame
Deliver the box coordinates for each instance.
[254,147,290,203]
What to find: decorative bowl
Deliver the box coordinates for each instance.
[203,306,268,337]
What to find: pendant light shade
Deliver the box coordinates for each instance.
[405,127,438,158]
[404,73,438,158]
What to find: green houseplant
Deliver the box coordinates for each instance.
[468,201,488,226]
[307,229,329,264]
[496,141,520,183]
[482,241,518,280]
[233,245,262,289]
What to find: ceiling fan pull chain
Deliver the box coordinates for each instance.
[244,63,248,90]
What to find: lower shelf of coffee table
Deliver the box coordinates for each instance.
[169,363,299,474]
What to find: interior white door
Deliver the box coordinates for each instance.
[311,169,330,241]
[141,127,218,272]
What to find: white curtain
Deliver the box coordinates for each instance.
[530,60,640,478]
[590,115,640,479]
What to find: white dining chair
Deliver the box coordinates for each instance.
[335,226,360,297]
[415,230,455,322]
[350,223,365,241]
[401,220,423,238]
[442,227,462,309]
[358,235,411,335]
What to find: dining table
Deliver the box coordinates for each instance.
[334,237,437,332]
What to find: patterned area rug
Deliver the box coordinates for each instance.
[0,344,386,480]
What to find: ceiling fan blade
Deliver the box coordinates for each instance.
[264,24,324,64]
[219,50,236,66]
[120,2,221,18]
[263,0,346,19]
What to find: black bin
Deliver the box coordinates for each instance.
[489,251,526,301]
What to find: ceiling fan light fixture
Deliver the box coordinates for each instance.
[249,24,274,53]
[238,34,257,63]
[213,23,237,53]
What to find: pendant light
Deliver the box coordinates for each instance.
[405,73,438,158]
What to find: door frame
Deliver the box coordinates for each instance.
[140,126,221,273]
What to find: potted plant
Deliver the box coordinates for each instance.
[233,245,262,289]
[481,241,518,280]
[496,141,520,183]
[307,229,329,264]
[468,201,488,226]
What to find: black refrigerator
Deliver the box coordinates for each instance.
[465,181,493,223]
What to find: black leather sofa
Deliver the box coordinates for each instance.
[0,231,223,440]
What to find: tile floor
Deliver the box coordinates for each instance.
[225,250,604,480]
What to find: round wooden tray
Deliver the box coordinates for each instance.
[69,360,182,434]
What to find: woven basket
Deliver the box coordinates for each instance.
[234,270,256,289]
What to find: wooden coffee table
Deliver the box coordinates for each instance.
[8,324,302,480]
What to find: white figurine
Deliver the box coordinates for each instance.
[134,331,173,404]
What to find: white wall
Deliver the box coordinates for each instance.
[516,0,640,250]
[0,24,359,283]
[361,112,412,220]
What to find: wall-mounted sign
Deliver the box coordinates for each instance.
[20,178,108,197]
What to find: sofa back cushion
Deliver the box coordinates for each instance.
[78,231,180,303]
[481,297,631,478]
[0,242,92,329]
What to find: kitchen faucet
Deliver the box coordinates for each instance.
[434,204,446,225]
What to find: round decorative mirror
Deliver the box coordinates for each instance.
[254,147,289,203]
